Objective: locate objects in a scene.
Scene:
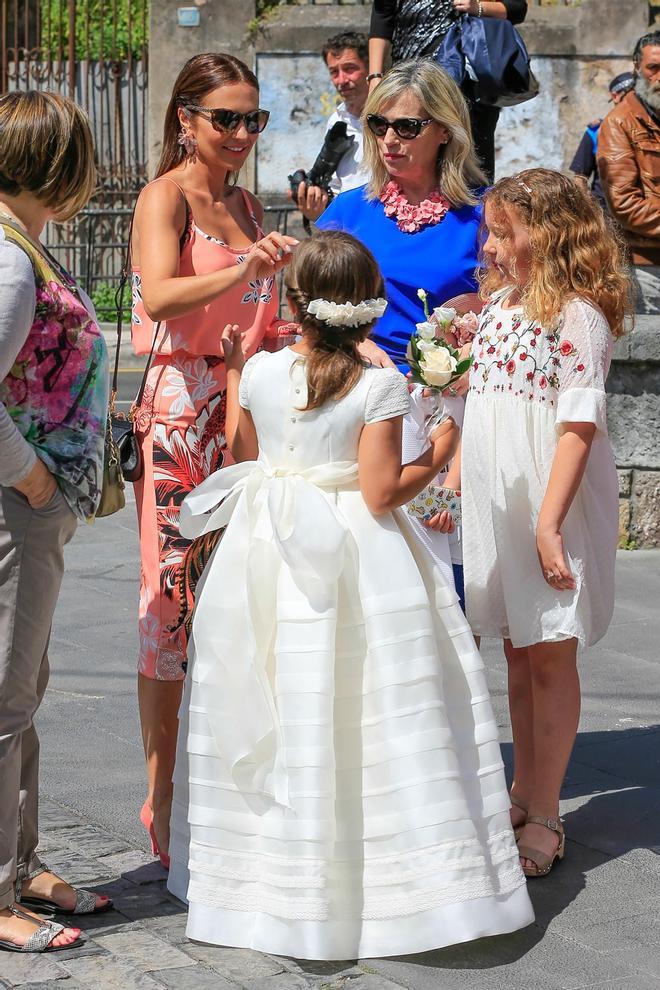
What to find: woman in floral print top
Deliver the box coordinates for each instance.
[459,169,632,879]
[0,91,111,953]
[129,54,299,867]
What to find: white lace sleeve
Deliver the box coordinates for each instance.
[238,351,269,410]
[364,368,411,424]
[556,297,613,434]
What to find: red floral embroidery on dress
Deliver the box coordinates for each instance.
[468,295,590,405]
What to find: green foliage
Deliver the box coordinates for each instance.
[91,280,130,322]
[40,0,148,60]
[247,0,284,41]
[256,0,284,14]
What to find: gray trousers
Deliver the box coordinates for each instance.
[0,485,76,909]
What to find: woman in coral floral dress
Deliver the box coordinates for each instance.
[130,53,297,863]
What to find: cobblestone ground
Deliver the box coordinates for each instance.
[2,534,659,990]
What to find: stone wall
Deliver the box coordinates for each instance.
[608,318,660,549]
[250,0,649,193]
[148,1,651,187]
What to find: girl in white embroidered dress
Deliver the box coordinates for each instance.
[167,231,534,959]
[459,169,633,878]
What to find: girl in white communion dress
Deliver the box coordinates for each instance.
[167,230,534,960]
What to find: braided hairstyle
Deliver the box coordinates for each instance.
[285,231,385,411]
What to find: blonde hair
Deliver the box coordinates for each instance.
[285,231,384,411]
[479,168,633,337]
[0,91,96,221]
[362,59,486,207]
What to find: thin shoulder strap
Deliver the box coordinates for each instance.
[239,186,261,233]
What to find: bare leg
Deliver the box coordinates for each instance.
[518,638,580,866]
[503,638,535,831]
[137,673,183,855]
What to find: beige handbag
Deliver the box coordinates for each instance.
[95,410,126,517]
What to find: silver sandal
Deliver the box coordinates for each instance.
[0,904,83,953]
[16,864,112,916]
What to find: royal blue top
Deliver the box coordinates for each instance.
[317,185,482,368]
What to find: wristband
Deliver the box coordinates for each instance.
[366,72,384,83]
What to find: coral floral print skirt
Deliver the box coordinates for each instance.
[133,351,230,681]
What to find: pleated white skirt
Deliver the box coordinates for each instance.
[168,490,534,960]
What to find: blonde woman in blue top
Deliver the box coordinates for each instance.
[318,59,486,370]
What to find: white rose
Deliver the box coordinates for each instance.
[417,338,436,353]
[419,346,458,388]
[415,321,436,341]
[433,305,457,330]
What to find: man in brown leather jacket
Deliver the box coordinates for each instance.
[597,31,660,297]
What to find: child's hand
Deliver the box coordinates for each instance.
[442,372,470,398]
[536,526,576,592]
[422,509,456,534]
[221,324,246,369]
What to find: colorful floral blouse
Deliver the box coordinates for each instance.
[0,224,109,519]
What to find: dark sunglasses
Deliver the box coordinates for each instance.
[185,105,270,134]
[366,114,434,140]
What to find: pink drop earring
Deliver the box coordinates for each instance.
[178,127,198,161]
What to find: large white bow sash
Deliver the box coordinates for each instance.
[180,459,359,813]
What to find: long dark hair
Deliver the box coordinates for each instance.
[285,231,385,411]
[156,52,259,181]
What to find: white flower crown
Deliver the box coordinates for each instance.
[306,297,388,328]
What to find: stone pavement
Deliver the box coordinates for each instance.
[2,498,659,990]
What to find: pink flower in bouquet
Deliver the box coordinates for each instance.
[452,311,479,346]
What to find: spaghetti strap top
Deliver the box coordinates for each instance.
[131,177,280,358]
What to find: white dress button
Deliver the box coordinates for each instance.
[295,388,301,395]
[288,443,295,451]
[290,416,296,423]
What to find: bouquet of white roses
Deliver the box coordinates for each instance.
[407,289,473,391]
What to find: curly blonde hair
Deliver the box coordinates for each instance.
[479,168,633,337]
[362,60,486,208]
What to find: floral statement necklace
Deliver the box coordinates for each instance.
[380,180,450,234]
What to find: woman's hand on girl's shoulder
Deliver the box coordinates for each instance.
[358,339,396,369]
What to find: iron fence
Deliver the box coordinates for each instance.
[1,0,149,194]
[42,203,300,323]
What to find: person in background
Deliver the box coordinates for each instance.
[295,31,370,223]
[317,59,486,609]
[597,31,660,312]
[0,91,111,954]
[368,0,528,181]
[569,72,634,208]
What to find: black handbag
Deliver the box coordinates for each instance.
[436,15,539,109]
[109,221,163,484]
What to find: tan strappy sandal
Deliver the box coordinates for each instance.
[518,815,565,878]
[510,795,528,841]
